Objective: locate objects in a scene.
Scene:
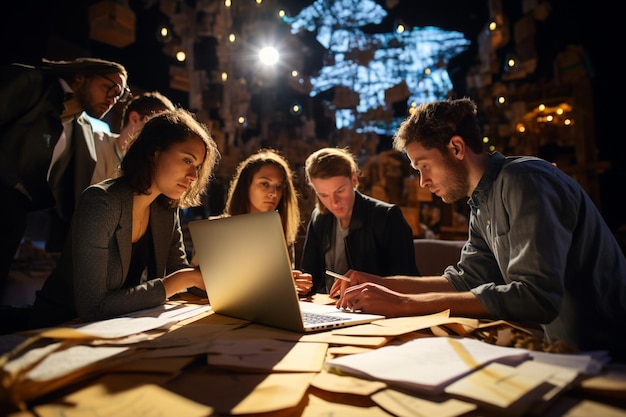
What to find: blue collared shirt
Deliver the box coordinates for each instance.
[444,152,626,353]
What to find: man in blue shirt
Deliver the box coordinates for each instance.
[333,98,626,360]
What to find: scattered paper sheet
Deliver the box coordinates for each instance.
[529,350,610,375]
[444,362,549,413]
[563,400,626,417]
[34,383,213,417]
[23,344,131,382]
[205,338,328,372]
[326,336,530,394]
[331,310,454,336]
[311,369,387,395]
[302,392,394,417]
[372,388,477,417]
[163,369,316,415]
[38,304,212,340]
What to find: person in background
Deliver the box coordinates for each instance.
[0,57,130,296]
[91,91,175,184]
[15,108,220,332]
[333,98,626,360]
[222,149,312,295]
[301,147,419,295]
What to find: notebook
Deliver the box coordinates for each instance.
[187,211,385,332]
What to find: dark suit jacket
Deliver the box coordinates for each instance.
[0,63,65,210]
[30,179,191,328]
[300,191,419,294]
[0,63,97,216]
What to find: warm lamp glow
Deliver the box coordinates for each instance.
[291,103,302,114]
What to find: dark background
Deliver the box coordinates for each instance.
[1,0,623,233]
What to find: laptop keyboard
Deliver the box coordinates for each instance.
[302,311,344,325]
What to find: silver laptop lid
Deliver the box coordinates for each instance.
[188,211,307,331]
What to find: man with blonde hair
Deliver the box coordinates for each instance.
[301,147,419,295]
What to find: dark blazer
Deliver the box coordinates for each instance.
[0,63,98,252]
[300,191,419,294]
[0,63,65,210]
[29,179,191,328]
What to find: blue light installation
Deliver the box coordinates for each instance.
[285,0,470,135]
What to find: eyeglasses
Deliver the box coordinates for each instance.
[96,74,131,103]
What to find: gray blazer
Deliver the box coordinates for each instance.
[30,178,191,328]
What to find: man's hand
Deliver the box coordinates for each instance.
[337,282,409,316]
[329,269,384,299]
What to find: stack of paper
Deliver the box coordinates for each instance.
[325,336,530,394]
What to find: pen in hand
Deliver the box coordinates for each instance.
[325,270,350,282]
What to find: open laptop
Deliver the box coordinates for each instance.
[187,211,385,332]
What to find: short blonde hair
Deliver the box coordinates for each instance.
[304,147,360,214]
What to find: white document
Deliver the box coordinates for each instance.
[325,336,530,394]
[49,304,211,339]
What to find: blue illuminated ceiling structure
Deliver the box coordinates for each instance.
[284,0,471,135]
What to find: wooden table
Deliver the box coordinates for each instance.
[2,295,625,417]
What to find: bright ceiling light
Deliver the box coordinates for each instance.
[259,46,279,66]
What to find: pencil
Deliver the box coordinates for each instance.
[325,270,350,282]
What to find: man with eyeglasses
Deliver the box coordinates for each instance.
[0,57,129,298]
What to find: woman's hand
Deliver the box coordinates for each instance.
[162,267,205,298]
[292,270,313,295]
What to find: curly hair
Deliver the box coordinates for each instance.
[393,98,483,155]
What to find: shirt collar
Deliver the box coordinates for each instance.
[468,152,505,211]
